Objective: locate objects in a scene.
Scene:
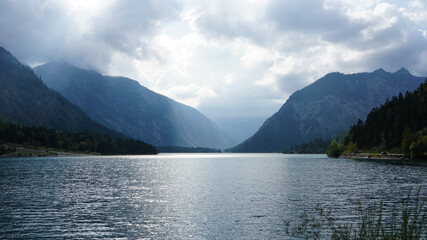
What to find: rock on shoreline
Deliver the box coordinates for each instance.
[341,152,407,160]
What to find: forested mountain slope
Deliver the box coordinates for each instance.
[344,80,427,157]
[0,47,117,136]
[230,68,425,152]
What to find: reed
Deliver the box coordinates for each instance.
[284,187,426,240]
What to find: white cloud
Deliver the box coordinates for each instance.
[400,0,427,24]
[162,84,217,108]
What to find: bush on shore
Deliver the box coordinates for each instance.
[326,140,345,158]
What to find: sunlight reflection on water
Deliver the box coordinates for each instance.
[0,154,425,239]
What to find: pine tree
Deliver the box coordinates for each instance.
[401,126,412,155]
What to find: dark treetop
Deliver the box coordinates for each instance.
[344,80,427,158]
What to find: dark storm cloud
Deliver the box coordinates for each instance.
[0,0,181,70]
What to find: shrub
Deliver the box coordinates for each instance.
[410,136,427,159]
[327,140,345,158]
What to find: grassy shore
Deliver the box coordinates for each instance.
[1,143,93,157]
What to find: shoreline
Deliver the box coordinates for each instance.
[341,152,409,161]
[1,144,92,158]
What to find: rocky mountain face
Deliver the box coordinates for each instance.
[34,62,235,149]
[230,68,425,152]
[0,47,117,135]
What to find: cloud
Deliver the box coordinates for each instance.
[193,0,275,47]
[191,0,427,76]
[267,0,365,43]
[0,0,181,71]
[357,30,427,72]
[91,0,181,56]
[0,0,69,63]
[162,84,217,108]
[400,0,427,25]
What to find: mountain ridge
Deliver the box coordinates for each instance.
[0,47,120,136]
[229,68,425,152]
[0,47,20,65]
[34,61,235,149]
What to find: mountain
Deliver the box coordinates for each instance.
[34,62,235,149]
[230,68,425,152]
[0,47,118,135]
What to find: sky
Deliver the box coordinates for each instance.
[1,0,427,142]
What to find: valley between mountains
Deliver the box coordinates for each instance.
[1,46,425,154]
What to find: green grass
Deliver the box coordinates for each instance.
[284,187,426,239]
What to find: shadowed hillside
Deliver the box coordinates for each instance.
[230,68,425,152]
[35,62,235,149]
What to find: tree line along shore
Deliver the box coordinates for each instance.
[327,80,427,160]
[0,121,158,156]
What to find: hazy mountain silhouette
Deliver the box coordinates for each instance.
[34,62,235,149]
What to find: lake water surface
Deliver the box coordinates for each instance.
[0,154,426,239]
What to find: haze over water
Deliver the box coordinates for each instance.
[1,154,426,239]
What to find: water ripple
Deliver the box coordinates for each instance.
[0,154,425,239]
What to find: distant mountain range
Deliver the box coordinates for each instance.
[230,68,425,152]
[3,45,424,153]
[0,47,117,136]
[34,62,235,149]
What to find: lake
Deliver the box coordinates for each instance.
[0,154,426,239]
